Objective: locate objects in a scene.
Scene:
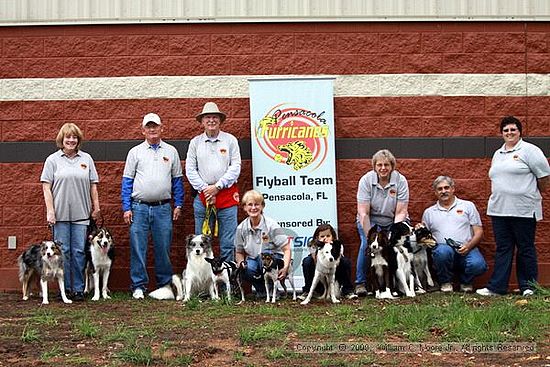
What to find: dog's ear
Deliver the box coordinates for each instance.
[185,234,196,245]
[331,240,342,258]
[205,257,213,264]
[54,240,63,247]
[201,234,213,244]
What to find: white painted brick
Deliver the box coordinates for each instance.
[379,74,422,96]
[422,74,464,96]
[335,75,379,96]
[2,79,44,100]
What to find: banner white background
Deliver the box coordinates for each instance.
[249,77,337,286]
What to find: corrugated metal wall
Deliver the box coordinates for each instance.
[1,0,550,25]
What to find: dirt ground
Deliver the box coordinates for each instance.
[0,291,548,367]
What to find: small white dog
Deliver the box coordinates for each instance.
[182,234,217,302]
[300,240,342,305]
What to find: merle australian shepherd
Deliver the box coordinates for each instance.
[18,240,72,304]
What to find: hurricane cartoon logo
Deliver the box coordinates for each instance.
[255,103,330,171]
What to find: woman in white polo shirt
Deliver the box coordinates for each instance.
[477,116,550,297]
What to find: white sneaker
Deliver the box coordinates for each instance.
[475,287,498,296]
[132,289,144,299]
[522,289,534,297]
[148,284,175,300]
[440,283,453,292]
[460,284,473,293]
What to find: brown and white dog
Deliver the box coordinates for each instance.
[84,221,115,301]
[18,240,72,304]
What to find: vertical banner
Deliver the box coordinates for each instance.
[249,77,337,286]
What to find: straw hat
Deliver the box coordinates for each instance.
[196,102,226,122]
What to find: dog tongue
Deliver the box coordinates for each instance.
[101,247,109,254]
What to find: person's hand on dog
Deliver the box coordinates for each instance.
[278,265,289,281]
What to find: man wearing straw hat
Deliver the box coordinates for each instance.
[186,102,242,262]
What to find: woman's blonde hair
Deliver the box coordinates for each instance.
[55,123,83,150]
[372,149,396,170]
[241,189,265,207]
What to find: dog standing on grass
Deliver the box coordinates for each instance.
[300,240,342,305]
[84,220,115,301]
[258,252,296,303]
[18,240,72,304]
[205,256,246,303]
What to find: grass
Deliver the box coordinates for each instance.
[20,323,39,342]
[4,289,549,366]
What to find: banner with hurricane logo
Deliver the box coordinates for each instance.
[249,77,337,285]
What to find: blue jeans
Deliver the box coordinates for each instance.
[129,202,173,291]
[487,216,537,294]
[193,196,237,262]
[432,244,487,285]
[53,222,87,293]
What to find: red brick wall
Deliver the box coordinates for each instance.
[1,21,550,291]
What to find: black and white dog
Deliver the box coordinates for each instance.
[300,240,342,305]
[366,227,395,299]
[181,234,217,302]
[258,252,296,303]
[205,256,246,303]
[18,240,72,304]
[389,222,416,297]
[84,220,115,301]
[410,224,437,293]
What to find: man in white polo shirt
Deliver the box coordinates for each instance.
[121,112,184,300]
[422,175,487,292]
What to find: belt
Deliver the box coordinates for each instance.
[134,199,171,206]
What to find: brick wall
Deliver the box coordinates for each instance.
[1,21,549,291]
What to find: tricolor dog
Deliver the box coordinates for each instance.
[258,252,296,303]
[389,222,416,297]
[18,240,72,304]
[181,234,217,302]
[366,227,395,299]
[300,240,342,305]
[84,221,115,301]
[410,224,437,293]
[205,256,246,303]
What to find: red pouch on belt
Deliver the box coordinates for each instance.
[199,184,240,209]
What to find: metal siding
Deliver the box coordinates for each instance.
[1,0,550,24]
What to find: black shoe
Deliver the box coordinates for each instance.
[72,292,85,302]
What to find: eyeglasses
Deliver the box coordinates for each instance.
[502,128,518,133]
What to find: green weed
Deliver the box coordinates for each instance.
[239,320,289,345]
[74,318,100,338]
[116,343,153,365]
[21,323,39,343]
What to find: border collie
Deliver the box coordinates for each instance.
[18,240,72,304]
[300,240,342,305]
[182,234,217,302]
[366,227,395,299]
[258,252,296,303]
[205,256,246,303]
[84,221,115,301]
[389,222,416,297]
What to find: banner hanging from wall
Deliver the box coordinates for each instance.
[249,77,337,286]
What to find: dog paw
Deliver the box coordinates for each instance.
[22,296,29,301]
[332,299,341,304]
[416,288,426,294]
[63,299,73,304]
[91,296,100,301]
[300,300,309,305]
[42,300,49,305]
[103,294,111,300]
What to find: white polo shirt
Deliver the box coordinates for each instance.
[357,170,409,227]
[422,197,482,244]
[487,139,550,221]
